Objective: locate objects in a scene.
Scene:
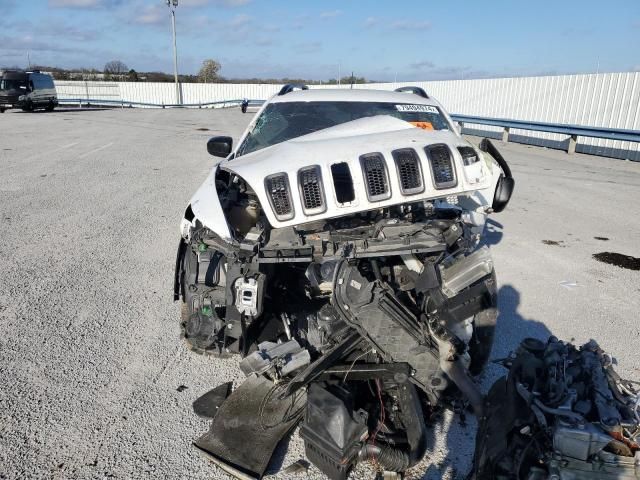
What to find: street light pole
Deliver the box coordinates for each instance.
[167,0,181,105]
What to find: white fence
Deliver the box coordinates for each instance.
[54,72,640,160]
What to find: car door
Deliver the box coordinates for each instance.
[27,77,38,105]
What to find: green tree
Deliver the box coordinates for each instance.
[197,59,221,83]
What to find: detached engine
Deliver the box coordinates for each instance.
[472,337,640,480]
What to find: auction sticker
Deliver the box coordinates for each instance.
[395,104,439,114]
[410,121,434,130]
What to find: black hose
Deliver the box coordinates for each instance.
[370,259,383,281]
[359,444,410,472]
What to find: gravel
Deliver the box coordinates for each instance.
[1,107,638,480]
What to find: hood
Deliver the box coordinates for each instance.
[220,115,496,228]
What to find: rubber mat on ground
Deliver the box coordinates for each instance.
[194,374,306,479]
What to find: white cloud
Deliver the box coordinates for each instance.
[390,20,431,31]
[180,0,211,6]
[409,60,435,70]
[364,16,377,28]
[134,5,165,26]
[212,0,253,6]
[293,41,322,54]
[229,13,251,27]
[49,0,122,8]
[320,10,342,19]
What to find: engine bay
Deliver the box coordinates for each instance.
[176,183,499,478]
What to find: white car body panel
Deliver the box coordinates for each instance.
[220,115,498,229]
[182,88,505,238]
[186,164,233,241]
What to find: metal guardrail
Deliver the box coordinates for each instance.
[450,114,640,154]
[57,98,264,109]
[56,98,640,155]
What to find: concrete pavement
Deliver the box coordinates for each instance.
[1,107,638,479]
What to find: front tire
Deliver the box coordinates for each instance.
[178,245,230,357]
[45,101,55,112]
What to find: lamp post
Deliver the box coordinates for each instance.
[166,0,181,105]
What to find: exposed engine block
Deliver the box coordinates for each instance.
[472,337,640,480]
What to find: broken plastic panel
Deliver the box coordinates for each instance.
[439,246,494,298]
[239,339,311,379]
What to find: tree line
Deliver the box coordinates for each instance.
[20,59,371,85]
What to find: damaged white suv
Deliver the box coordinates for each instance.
[174,85,515,479]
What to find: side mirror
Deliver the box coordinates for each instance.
[479,138,515,212]
[207,136,233,158]
[492,175,515,212]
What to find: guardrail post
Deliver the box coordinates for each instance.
[568,134,577,154]
[502,127,510,143]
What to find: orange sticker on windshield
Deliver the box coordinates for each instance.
[410,121,434,131]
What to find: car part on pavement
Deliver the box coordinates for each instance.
[471,337,640,480]
[194,374,306,479]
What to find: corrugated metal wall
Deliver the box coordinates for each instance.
[55,72,640,160]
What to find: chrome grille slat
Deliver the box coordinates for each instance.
[425,144,457,189]
[298,166,326,214]
[265,173,294,220]
[392,148,424,195]
[360,153,391,201]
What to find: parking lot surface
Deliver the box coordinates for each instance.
[1,108,639,479]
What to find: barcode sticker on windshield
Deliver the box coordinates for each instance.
[395,104,439,114]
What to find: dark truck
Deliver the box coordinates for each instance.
[0,70,58,113]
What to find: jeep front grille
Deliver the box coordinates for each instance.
[298,166,326,214]
[392,148,424,195]
[361,153,391,201]
[331,162,355,203]
[265,173,294,220]
[425,144,457,189]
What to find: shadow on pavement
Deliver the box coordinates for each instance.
[479,218,504,248]
[8,108,113,114]
[420,284,552,479]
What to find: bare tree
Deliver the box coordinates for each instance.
[104,60,129,77]
[197,59,221,83]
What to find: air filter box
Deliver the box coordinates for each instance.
[300,383,368,480]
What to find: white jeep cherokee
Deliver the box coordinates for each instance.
[175,85,515,478]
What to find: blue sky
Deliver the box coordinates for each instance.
[1,0,639,81]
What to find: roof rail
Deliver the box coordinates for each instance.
[394,86,429,99]
[278,84,309,96]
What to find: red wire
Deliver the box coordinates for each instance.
[369,379,386,468]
